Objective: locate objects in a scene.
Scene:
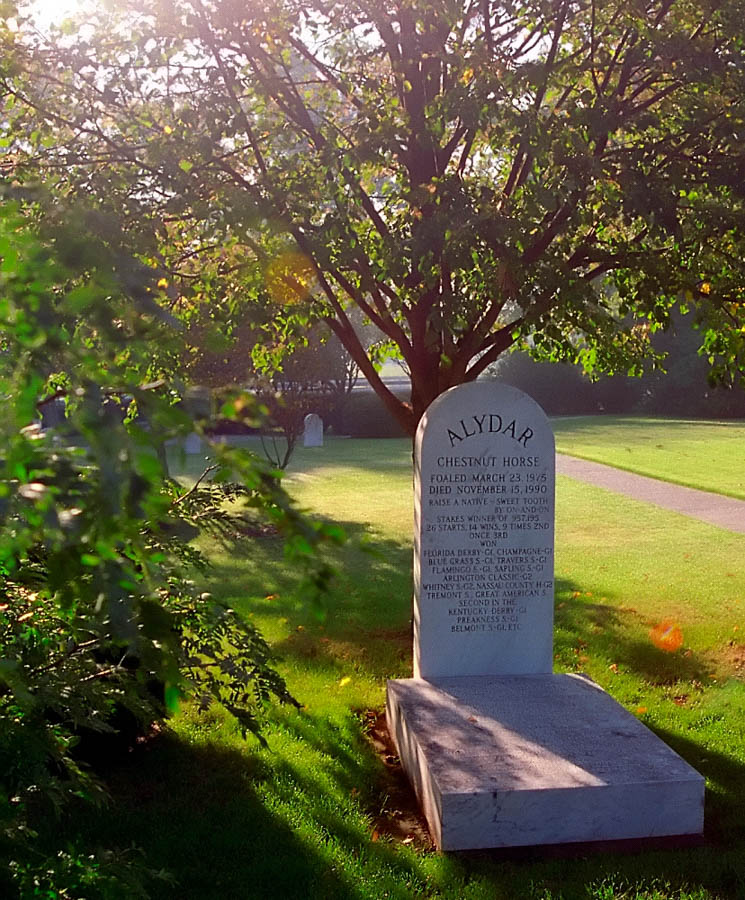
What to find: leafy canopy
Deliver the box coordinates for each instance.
[3,0,745,431]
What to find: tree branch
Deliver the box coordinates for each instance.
[464,320,523,380]
[172,464,219,507]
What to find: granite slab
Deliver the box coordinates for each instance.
[386,674,705,851]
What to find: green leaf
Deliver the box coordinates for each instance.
[80,553,101,567]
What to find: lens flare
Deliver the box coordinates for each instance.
[649,620,684,653]
[266,251,316,305]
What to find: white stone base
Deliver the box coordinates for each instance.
[386,674,705,851]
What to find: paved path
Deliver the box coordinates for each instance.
[556,454,745,536]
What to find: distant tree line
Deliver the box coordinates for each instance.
[187,305,745,444]
[495,311,745,418]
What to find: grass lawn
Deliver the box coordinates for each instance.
[553,417,745,500]
[70,437,745,899]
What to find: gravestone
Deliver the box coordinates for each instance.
[303,413,324,448]
[413,382,554,678]
[387,381,705,851]
[184,432,202,454]
[40,397,66,429]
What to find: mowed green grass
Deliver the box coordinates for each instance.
[553,416,745,500]
[72,438,745,900]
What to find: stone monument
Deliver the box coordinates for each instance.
[184,432,202,454]
[303,413,324,448]
[386,381,705,851]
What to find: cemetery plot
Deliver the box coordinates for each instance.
[389,381,705,851]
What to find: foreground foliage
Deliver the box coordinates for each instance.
[0,192,339,895]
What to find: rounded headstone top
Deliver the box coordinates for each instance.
[303,412,324,447]
[416,381,554,460]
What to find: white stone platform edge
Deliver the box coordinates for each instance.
[386,674,705,852]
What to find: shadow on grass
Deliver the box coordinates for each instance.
[65,736,350,899]
[65,715,433,900]
[285,438,413,478]
[205,517,415,680]
[55,568,745,900]
[62,705,745,900]
[553,577,715,685]
[169,436,413,480]
[650,724,745,849]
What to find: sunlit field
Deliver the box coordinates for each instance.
[553,417,745,500]
[66,437,745,899]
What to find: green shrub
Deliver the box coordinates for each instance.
[0,191,339,896]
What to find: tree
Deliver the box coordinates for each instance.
[185,311,360,465]
[3,0,745,435]
[250,326,360,467]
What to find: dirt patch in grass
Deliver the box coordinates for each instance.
[678,641,745,683]
[234,520,280,539]
[366,625,411,655]
[721,641,745,679]
[358,708,434,851]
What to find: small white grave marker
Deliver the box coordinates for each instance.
[303,413,324,447]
